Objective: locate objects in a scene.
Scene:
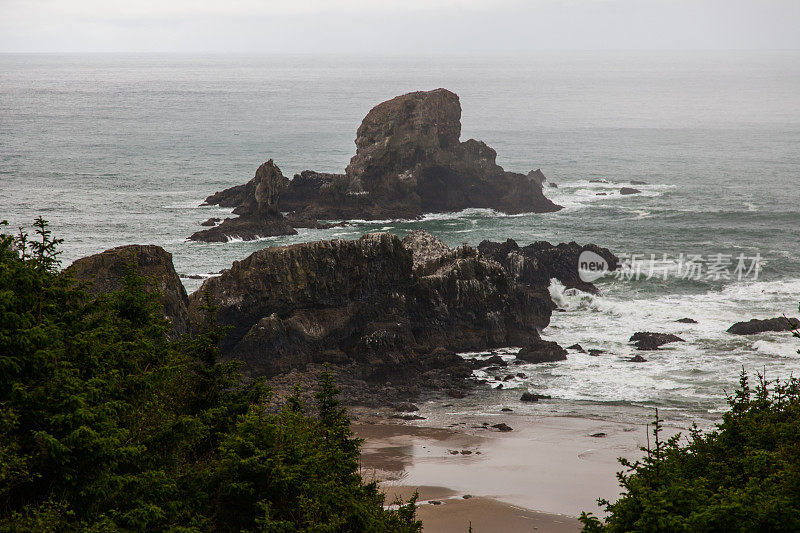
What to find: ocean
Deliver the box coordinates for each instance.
[2,52,799,425]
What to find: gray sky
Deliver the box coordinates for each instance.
[1,0,798,53]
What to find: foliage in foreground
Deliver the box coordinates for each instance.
[580,368,800,532]
[0,218,420,532]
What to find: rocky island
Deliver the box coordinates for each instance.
[191,89,561,242]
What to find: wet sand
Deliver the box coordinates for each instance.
[354,412,666,532]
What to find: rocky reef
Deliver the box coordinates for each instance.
[65,244,189,336]
[192,89,561,242]
[727,317,800,335]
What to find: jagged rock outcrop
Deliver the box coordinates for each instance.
[187,232,547,383]
[195,89,561,240]
[191,160,297,242]
[66,245,189,335]
[727,317,800,335]
[477,238,619,294]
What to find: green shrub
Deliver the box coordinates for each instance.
[0,218,420,532]
[581,370,800,532]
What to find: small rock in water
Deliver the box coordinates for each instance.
[630,332,684,350]
[492,423,513,432]
[482,354,508,367]
[449,450,460,455]
[503,374,516,381]
[588,349,604,356]
[200,217,221,227]
[567,343,585,353]
[620,187,641,195]
[429,500,442,505]
[501,407,513,412]
[629,355,648,363]
[495,383,504,390]
[590,432,607,438]
[630,180,648,185]
[677,317,698,324]
[463,494,473,499]
[460,450,472,455]
[516,372,527,378]
[521,392,551,402]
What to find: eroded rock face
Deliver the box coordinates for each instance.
[188,231,549,382]
[66,245,189,335]
[727,317,800,335]
[477,238,619,294]
[196,89,561,240]
[190,160,296,242]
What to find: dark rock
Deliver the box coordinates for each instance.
[589,179,609,183]
[503,374,515,381]
[596,192,608,196]
[588,349,604,357]
[481,355,508,367]
[516,340,567,364]
[520,392,551,402]
[460,450,472,455]
[620,187,641,195]
[677,317,698,324]
[66,245,189,336]
[429,501,442,505]
[516,372,527,378]
[727,317,800,335]
[495,384,504,390]
[629,332,685,350]
[630,180,648,185]
[501,407,513,412]
[492,423,513,432]
[567,343,585,353]
[190,160,297,242]
[201,89,561,229]
[629,355,648,362]
[548,182,558,188]
[200,217,220,226]
[477,238,619,294]
[590,432,607,438]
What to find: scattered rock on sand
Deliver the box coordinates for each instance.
[630,332,685,350]
[492,423,513,432]
[590,432,607,438]
[727,317,800,335]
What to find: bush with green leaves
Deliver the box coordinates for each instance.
[0,218,420,532]
[580,369,800,532]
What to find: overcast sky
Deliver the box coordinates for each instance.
[1,0,798,53]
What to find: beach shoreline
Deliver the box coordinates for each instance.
[353,409,683,532]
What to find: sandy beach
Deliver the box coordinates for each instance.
[354,410,669,533]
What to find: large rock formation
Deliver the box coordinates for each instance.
[188,232,545,382]
[65,245,190,335]
[190,160,297,242]
[194,89,561,240]
[185,230,616,404]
